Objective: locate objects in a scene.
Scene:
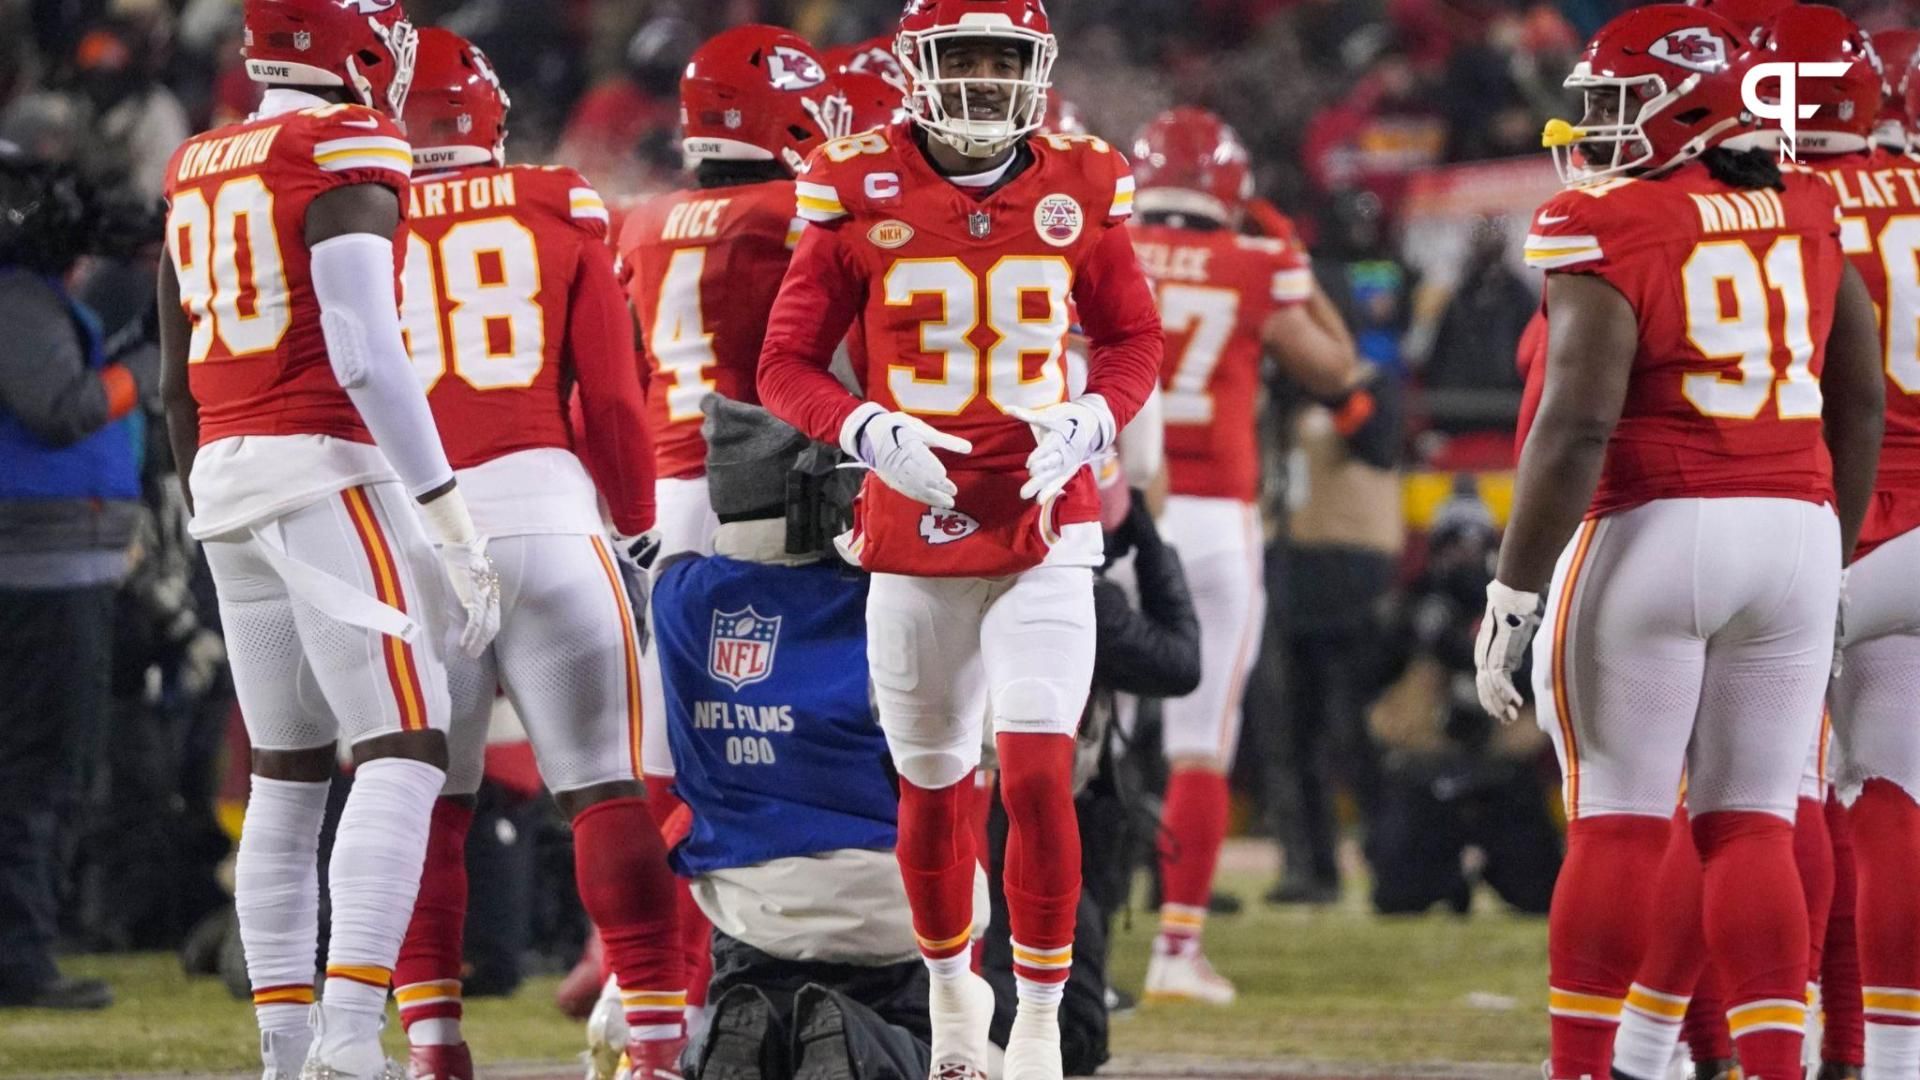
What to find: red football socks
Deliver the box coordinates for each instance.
[395,798,473,1045]
[1694,809,1808,1080]
[1850,779,1920,1072]
[1685,964,1734,1065]
[573,796,685,1046]
[1547,814,1669,1080]
[1614,808,1707,1080]
[898,774,978,972]
[1156,769,1229,955]
[996,733,1079,1006]
[1822,792,1864,1067]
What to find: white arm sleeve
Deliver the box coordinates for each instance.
[310,233,455,499]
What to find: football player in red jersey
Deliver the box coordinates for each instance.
[1124,106,1354,1005]
[757,2,1163,1076]
[1767,10,1920,1075]
[156,1,502,1076]
[1608,16,1886,1080]
[614,26,844,1050]
[383,29,685,1080]
[1473,7,1884,1080]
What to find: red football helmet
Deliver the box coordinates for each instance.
[826,35,909,93]
[679,25,848,174]
[1130,107,1253,224]
[1684,0,1794,43]
[838,70,908,135]
[1747,6,1879,154]
[897,0,1057,158]
[1038,95,1086,136]
[1872,28,1920,149]
[242,0,418,118]
[1544,5,1754,186]
[402,28,510,169]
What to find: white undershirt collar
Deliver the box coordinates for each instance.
[944,152,1016,189]
[253,87,331,121]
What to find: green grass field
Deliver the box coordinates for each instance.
[0,866,1552,1078]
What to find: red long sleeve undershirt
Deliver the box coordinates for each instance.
[568,237,656,535]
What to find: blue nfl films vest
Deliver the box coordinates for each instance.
[0,272,141,502]
[651,554,896,877]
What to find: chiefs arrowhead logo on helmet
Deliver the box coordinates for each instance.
[339,0,400,11]
[767,45,826,91]
[1649,27,1728,73]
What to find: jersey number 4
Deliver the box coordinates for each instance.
[401,218,546,392]
[1682,237,1821,420]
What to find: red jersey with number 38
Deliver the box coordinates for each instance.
[1130,223,1312,503]
[1807,148,1920,555]
[163,101,411,446]
[620,179,800,480]
[401,163,654,535]
[757,124,1163,577]
[1521,163,1845,517]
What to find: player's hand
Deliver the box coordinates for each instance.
[419,489,502,658]
[436,539,502,658]
[1006,394,1116,503]
[1474,580,1544,724]
[610,529,661,652]
[853,408,974,509]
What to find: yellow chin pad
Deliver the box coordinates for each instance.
[1541,118,1586,149]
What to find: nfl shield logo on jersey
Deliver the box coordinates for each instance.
[292,30,312,51]
[710,608,781,690]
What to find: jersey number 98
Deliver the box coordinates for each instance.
[401,217,547,392]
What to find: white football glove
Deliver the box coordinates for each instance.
[419,490,501,658]
[610,529,661,652]
[840,403,974,509]
[1474,579,1545,724]
[1005,394,1116,503]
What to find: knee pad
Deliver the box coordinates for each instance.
[885,713,982,790]
[992,676,1078,737]
[890,743,980,791]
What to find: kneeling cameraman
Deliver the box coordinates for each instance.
[652,397,984,1080]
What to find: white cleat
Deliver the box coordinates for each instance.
[1143,946,1237,1006]
[926,972,996,1079]
[1002,1005,1064,1080]
[585,975,628,1080]
[300,1006,404,1080]
[261,1029,313,1080]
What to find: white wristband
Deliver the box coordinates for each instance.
[417,487,479,546]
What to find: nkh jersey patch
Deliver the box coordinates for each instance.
[709,607,781,690]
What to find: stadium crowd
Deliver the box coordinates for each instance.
[15,1,1920,1080]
